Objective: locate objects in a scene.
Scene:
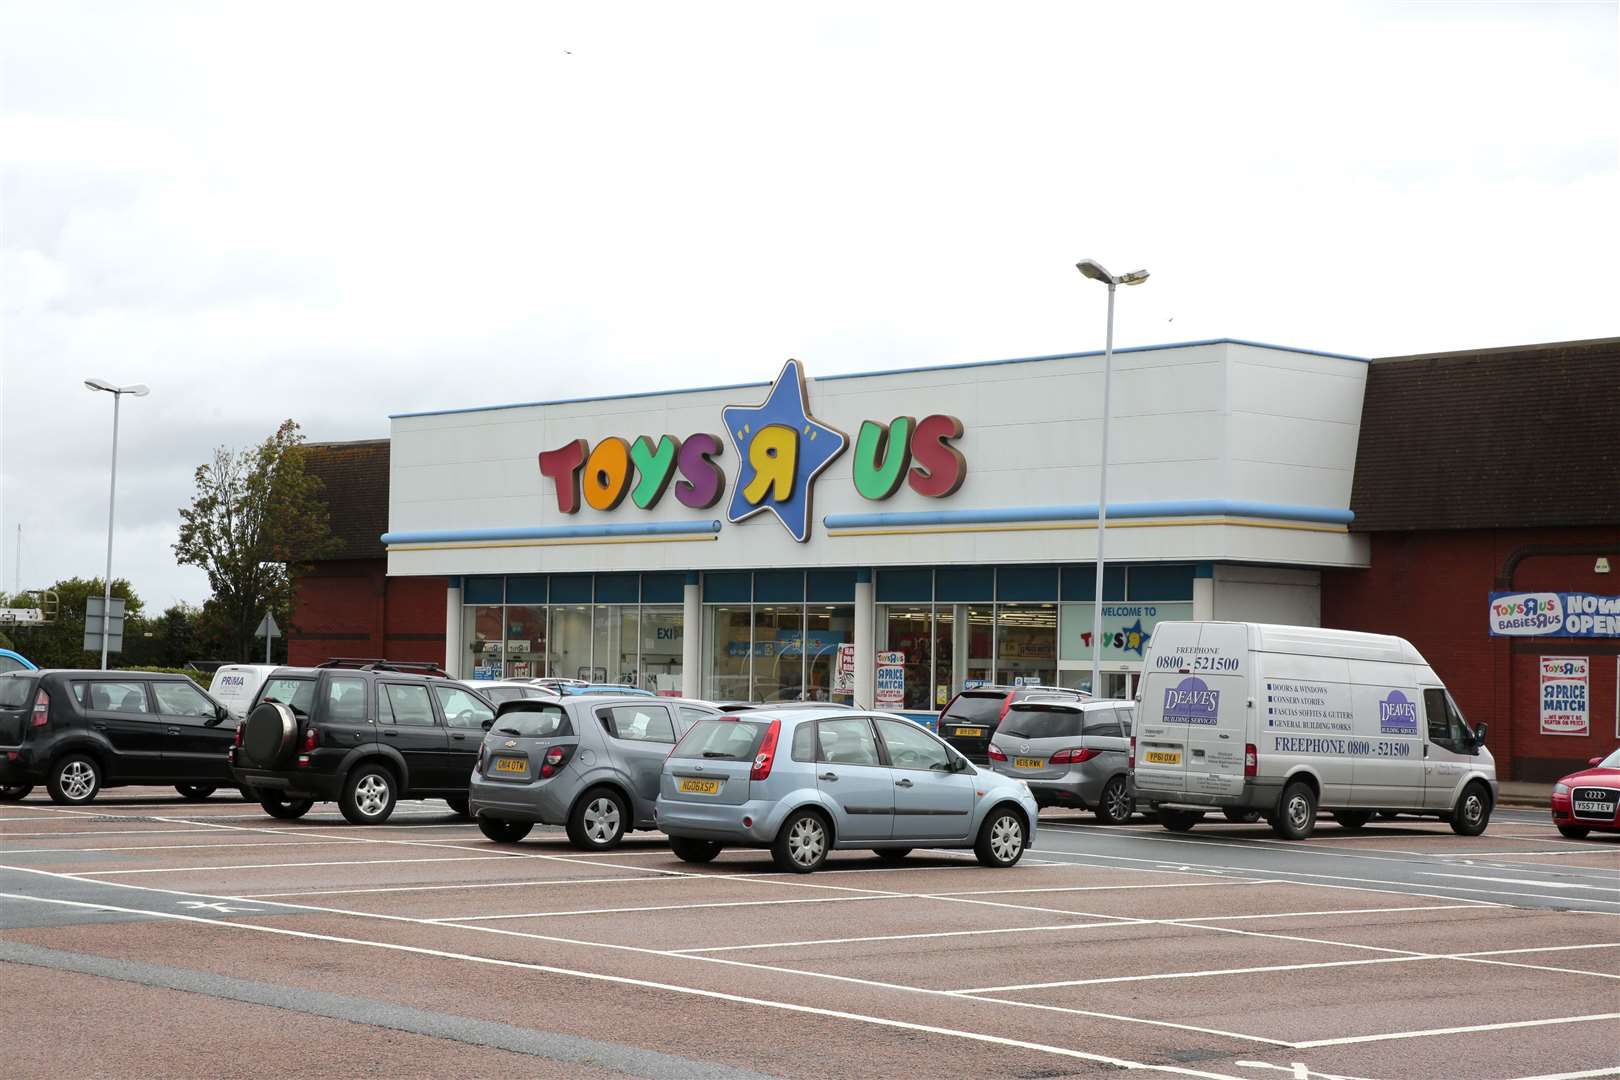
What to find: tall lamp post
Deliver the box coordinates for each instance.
[1075,260,1148,698]
[85,379,150,670]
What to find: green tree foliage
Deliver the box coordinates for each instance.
[0,578,142,668]
[174,420,339,662]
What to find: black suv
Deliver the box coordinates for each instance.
[938,684,1090,763]
[229,659,496,824]
[0,669,236,805]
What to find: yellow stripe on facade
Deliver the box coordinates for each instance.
[824,517,1348,538]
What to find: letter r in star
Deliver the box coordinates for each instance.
[722,359,847,542]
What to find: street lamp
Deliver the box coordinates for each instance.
[1075,260,1148,699]
[84,379,150,670]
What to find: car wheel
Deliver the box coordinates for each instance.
[975,806,1027,868]
[478,817,533,844]
[670,836,723,864]
[1158,809,1203,833]
[0,784,34,801]
[1095,777,1134,825]
[1222,807,1261,824]
[1449,783,1492,837]
[260,796,314,820]
[1557,824,1591,840]
[772,809,831,873]
[445,796,471,818]
[1273,782,1318,840]
[47,755,101,805]
[340,763,398,825]
[175,784,216,801]
[1334,810,1372,831]
[873,847,912,864]
[566,787,628,850]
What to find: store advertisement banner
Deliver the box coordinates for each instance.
[1539,656,1590,737]
[1489,592,1620,637]
[876,650,905,707]
[1058,602,1194,662]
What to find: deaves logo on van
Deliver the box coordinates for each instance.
[1163,676,1220,724]
[1378,690,1418,735]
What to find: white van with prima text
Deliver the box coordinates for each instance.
[1132,622,1497,840]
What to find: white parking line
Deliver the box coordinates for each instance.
[959,955,1432,993]
[1293,1013,1620,1048]
[85,855,521,875]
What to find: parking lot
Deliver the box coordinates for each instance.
[2,792,1617,1080]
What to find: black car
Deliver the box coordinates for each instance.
[0,669,236,805]
[229,659,496,824]
[938,684,1089,763]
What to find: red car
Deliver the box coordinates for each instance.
[1550,749,1620,839]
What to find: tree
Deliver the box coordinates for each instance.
[0,578,142,668]
[174,420,339,662]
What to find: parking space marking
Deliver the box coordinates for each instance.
[238,874,700,898]
[0,890,1262,1080]
[958,955,1434,993]
[1291,1013,1620,1048]
[1420,872,1620,892]
[78,855,524,875]
[1501,1067,1620,1080]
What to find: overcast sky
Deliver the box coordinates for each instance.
[1,1,1616,612]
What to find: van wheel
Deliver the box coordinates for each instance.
[175,784,216,801]
[1158,809,1203,832]
[975,807,1027,868]
[671,837,723,863]
[1222,808,1261,823]
[260,796,314,820]
[0,784,34,801]
[1557,824,1591,840]
[1449,783,1492,836]
[340,764,398,825]
[445,796,471,818]
[1095,777,1134,825]
[47,755,102,805]
[1334,810,1372,831]
[567,787,628,850]
[1273,782,1318,840]
[478,817,533,844]
[773,809,831,873]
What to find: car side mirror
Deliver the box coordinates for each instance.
[1591,756,1604,768]
[207,705,228,727]
[1472,722,1487,746]
[481,718,494,731]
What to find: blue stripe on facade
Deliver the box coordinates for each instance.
[381,520,723,545]
[824,500,1355,530]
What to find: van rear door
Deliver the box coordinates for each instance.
[1137,623,1248,799]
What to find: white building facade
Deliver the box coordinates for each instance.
[384,339,1369,721]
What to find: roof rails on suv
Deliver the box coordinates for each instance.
[315,657,451,677]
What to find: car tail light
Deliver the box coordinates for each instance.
[30,689,49,727]
[998,692,1016,723]
[477,744,488,774]
[1244,743,1258,778]
[751,719,781,781]
[301,727,319,753]
[540,744,575,779]
[1051,747,1099,764]
[987,743,1008,762]
[233,723,244,747]
[1128,736,1136,772]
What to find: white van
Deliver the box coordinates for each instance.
[208,664,280,721]
[1132,621,1497,840]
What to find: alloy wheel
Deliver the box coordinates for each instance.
[584,798,621,844]
[61,761,96,801]
[788,816,826,867]
[355,774,390,817]
[990,815,1023,862]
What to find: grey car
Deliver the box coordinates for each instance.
[469,695,720,850]
[988,699,1135,824]
[654,708,1040,873]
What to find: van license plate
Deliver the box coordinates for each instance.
[1145,750,1181,765]
[679,778,721,795]
[492,757,526,774]
[954,727,985,738]
[1014,757,1045,769]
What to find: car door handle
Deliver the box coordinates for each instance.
[383,730,398,738]
[167,727,181,736]
[894,778,913,788]
[818,772,838,781]
[450,733,467,741]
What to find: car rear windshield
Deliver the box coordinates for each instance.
[491,705,571,739]
[0,675,38,708]
[672,718,768,761]
[942,693,1006,723]
[258,677,316,717]
[998,705,1083,740]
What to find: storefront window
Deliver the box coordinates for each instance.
[641,606,683,695]
[996,603,1057,687]
[964,605,994,686]
[551,605,594,681]
[753,606,805,702]
[704,606,751,702]
[598,606,638,686]
[804,605,854,703]
[503,605,545,679]
[934,606,956,707]
[463,606,505,680]
[880,605,932,710]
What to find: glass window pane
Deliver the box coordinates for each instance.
[753,605,805,702]
[79,681,150,713]
[154,681,214,717]
[704,606,751,702]
[382,683,434,726]
[791,721,816,762]
[601,704,675,743]
[641,605,684,696]
[880,605,932,711]
[965,605,994,686]
[933,606,957,707]
[504,605,545,679]
[875,718,950,771]
[261,677,316,716]
[996,603,1057,688]
[593,605,638,686]
[816,717,881,766]
[804,605,854,704]
[551,605,594,681]
[434,685,494,728]
[327,677,368,722]
[463,605,505,680]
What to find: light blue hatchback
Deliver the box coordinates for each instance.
[655,708,1039,873]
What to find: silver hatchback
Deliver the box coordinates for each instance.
[469,695,720,850]
[988,699,1136,824]
[655,708,1040,873]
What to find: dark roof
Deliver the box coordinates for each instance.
[303,439,389,559]
[1350,337,1620,531]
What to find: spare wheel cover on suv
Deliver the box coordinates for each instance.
[242,701,298,767]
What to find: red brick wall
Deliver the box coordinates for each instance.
[290,559,446,669]
[1322,528,1620,781]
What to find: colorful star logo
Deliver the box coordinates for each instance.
[722,359,847,543]
[1119,619,1150,657]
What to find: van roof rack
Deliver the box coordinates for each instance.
[317,657,451,677]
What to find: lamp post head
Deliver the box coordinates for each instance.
[1118,270,1150,286]
[84,379,150,397]
[1075,259,1114,285]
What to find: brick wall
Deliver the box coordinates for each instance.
[1322,527,1620,781]
[290,558,446,669]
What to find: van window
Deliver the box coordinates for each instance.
[1423,689,1473,751]
[999,705,1082,740]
